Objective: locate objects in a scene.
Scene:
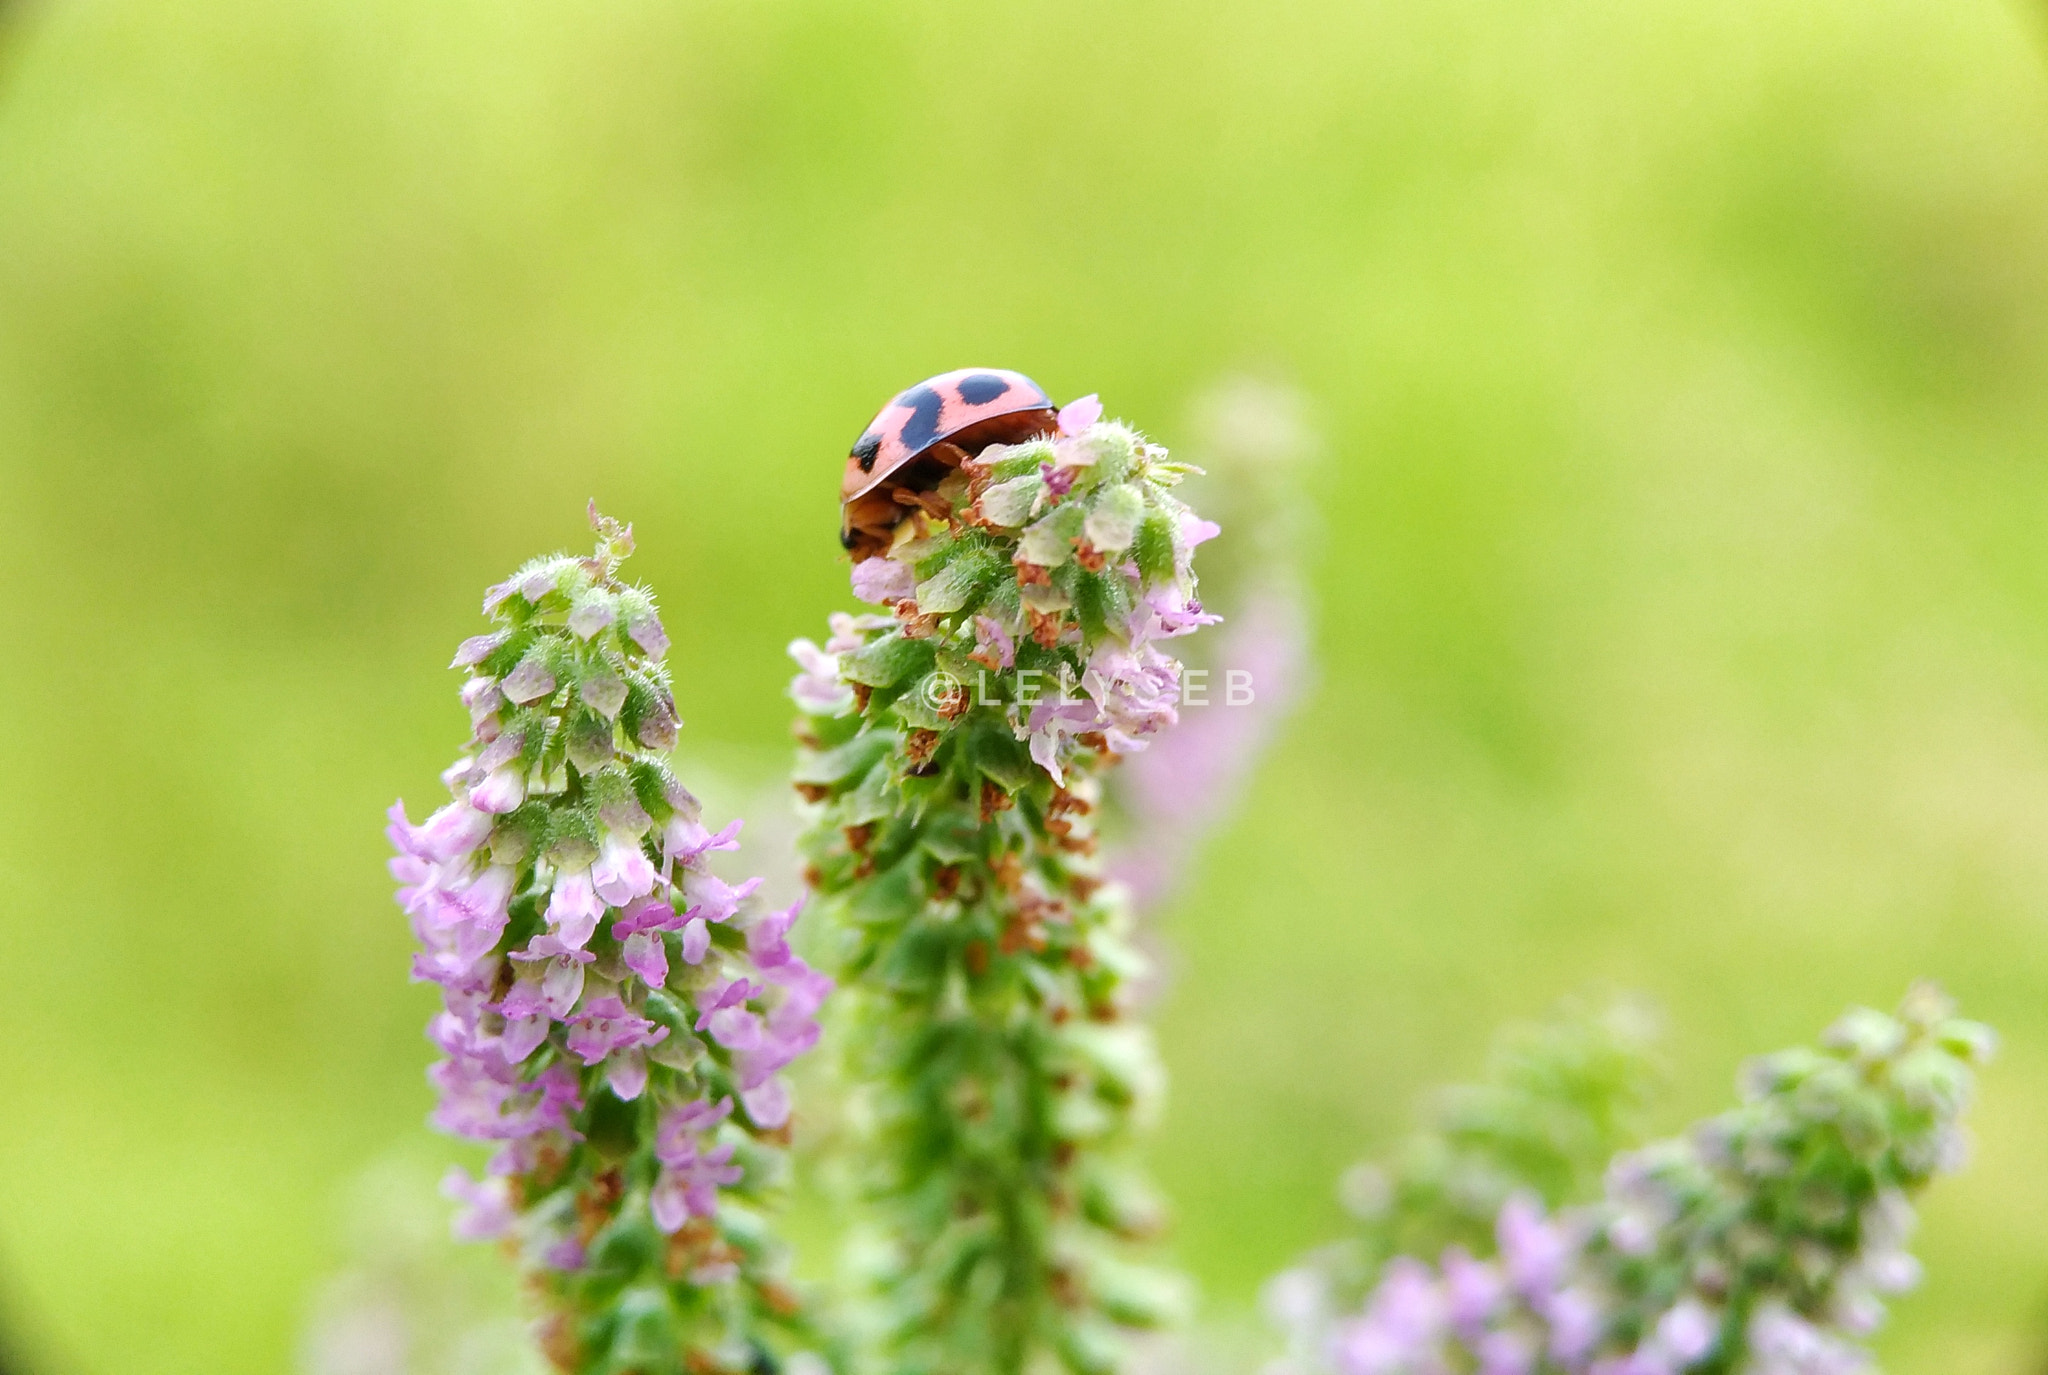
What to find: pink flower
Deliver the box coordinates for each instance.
[469,764,526,814]
[418,865,515,965]
[606,1049,650,1101]
[511,934,595,1017]
[746,902,803,971]
[626,611,668,657]
[824,611,892,653]
[1441,1247,1506,1333]
[450,631,507,669]
[495,970,552,1062]
[545,868,604,948]
[663,816,742,867]
[499,1011,549,1064]
[682,871,761,925]
[441,1167,514,1241]
[1057,393,1103,436]
[591,830,656,906]
[788,638,852,714]
[1498,1195,1575,1299]
[610,897,692,995]
[565,996,667,1068]
[973,615,1016,669]
[742,1077,792,1130]
[460,676,505,735]
[851,557,917,605]
[649,1097,742,1231]
[1179,514,1220,573]
[681,917,711,965]
[613,898,689,984]
[657,1097,734,1159]
[650,1142,742,1232]
[389,799,494,864]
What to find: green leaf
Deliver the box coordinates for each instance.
[967,716,1035,792]
[844,632,938,689]
[565,705,614,774]
[795,729,894,787]
[1071,568,1131,641]
[1083,483,1145,553]
[850,852,923,928]
[605,1285,679,1364]
[978,474,1045,527]
[480,626,539,679]
[1133,512,1177,585]
[1088,1259,1190,1329]
[839,754,898,825]
[917,548,1005,615]
[979,438,1055,481]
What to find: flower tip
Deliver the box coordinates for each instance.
[1058,393,1104,436]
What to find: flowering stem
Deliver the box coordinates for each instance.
[389,507,835,1375]
[791,398,1216,1375]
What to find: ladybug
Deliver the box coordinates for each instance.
[841,367,1058,558]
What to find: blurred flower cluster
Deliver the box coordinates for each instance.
[1263,988,1992,1375]
[1110,379,1317,912]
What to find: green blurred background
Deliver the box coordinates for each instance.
[4,0,2048,1370]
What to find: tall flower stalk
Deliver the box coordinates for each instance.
[791,397,1215,1375]
[388,508,834,1375]
[1266,987,1993,1375]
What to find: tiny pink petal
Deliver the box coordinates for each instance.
[469,765,525,814]
[607,1049,649,1101]
[850,558,917,605]
[624,930,669,988]
[1057,394,1103,436]
[451,632,507,669]
[627,614,670,657]
[681,917,710,965]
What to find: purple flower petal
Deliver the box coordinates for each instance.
[627,613,669,657]
[606,1048,649,1101]
[567,596,616,641]
[451,632,508,669]
[579,670,628,721]
[681,916,711,965]
[500,658,557,706]
[742,1077,791,1130]
[623,929,669,988]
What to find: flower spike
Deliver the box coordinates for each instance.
[391,507,835,1375]
[793,400,1212,1374]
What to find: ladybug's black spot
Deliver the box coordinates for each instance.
[852,432,881,472]
[955,372,1011,406]
[897,384,946,455]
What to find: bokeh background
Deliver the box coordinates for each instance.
[4,0,2048,1371]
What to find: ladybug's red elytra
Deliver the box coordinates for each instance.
[841,368,1058,558]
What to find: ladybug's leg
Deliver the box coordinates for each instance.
[891,487,953,521]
